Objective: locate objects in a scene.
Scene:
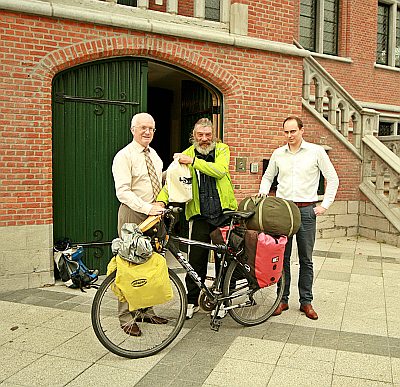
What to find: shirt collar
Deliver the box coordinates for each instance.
[284,139,309,153]
[132,139,148,153]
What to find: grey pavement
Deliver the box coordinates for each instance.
[1,235,400,386]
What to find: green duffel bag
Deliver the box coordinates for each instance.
[238,196,301,237]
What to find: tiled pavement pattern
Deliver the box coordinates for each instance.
[1,236,400,386]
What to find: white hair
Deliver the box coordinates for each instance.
[130,112,155,130]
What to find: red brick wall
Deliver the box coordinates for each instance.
[0,10,304,227]
[247,0,295,43]
[314,0,400,107]
[149,1,167,12]
[178,0,193,17]
[301,110,362,202]
[0,0,396,227]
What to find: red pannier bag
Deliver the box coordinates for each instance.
[210,226,287,288]
[243,230,287,288]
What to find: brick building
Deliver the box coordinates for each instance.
[0,0,399,290]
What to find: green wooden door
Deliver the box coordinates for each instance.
[181,80,222,148]
[52,59,148,273]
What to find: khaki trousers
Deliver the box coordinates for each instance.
[117,204,148,324]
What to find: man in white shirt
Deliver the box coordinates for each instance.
[259,116,339,320]
[112,112,166,336]
[113,112,165,234]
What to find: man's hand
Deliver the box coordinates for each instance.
[148,203,165,216]
[313,205,326,216]
[173,153,193,165]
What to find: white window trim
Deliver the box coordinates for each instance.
[378,114,400,136]
[194,0,231,22]
[315,0,325,53]
[377,0,400,67]
[301,0,339,55]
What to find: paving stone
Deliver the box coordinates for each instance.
[135,374,174,387]
[1,236,400,385]
[313,250,328,257]
[318,270,351,282]
[327,251,342,258]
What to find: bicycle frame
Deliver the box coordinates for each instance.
[158,210,256,327]
[166,235,226,304]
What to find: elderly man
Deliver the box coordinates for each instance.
[113,112,165,233]
[158,117,237,318]
[112,112,166,336]
[259,116,339,320]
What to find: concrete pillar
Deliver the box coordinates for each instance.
[220,0,231,23]
[230,2,248,35]
[137,0,149,9]
[167,0,178,14]
[194,0,205,19]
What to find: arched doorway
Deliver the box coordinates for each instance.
[52,58,222,273]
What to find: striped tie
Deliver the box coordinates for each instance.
[144,148,161,201]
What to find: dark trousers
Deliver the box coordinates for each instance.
[185,218,218,305]
[281,204,316,306]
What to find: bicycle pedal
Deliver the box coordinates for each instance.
[210,319,221,331]
[211,308,227,319]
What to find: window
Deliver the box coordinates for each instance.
[376,1,400,67]
[378,119,400,136]
[300,0,316,51]
[379,121,395,136]
[377,3,390,64]
[396,8,400,66]
[205,0,220,22]
[300,0,339,55]
[117,0,137,6]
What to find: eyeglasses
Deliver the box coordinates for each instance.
[135,125,156,133]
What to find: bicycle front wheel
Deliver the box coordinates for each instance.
[91,268,187,358]
[223,261,285,326]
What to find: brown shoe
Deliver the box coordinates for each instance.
[141,315,168,324]
[121,323,142,336]
[272,303,289,316]
[300,304,318,320]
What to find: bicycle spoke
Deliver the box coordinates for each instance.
[91,270,187,358]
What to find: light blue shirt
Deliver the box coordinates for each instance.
[259,140,339,209]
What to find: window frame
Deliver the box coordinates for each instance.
[299,0,340,56]
[376,0,400,68]
[378,115,400,136]
[378,121,396,136]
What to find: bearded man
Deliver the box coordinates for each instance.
[157,117,237,318]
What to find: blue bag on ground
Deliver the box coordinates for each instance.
[54,241,99,291]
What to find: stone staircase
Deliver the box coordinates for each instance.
[300,45,400,234]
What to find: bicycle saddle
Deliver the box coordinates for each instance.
[223,210,255,219]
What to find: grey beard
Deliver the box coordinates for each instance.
[193,141,216,155]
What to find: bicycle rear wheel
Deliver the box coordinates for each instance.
[223,261,284,326]
[91,268,187,358]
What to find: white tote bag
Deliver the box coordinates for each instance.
[166,159,193,203]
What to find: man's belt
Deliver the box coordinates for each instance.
[294,202,315,208]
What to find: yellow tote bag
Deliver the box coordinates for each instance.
[107,253,173,311]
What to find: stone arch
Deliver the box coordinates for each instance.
[310,75,323,113]
[349,111,360,148]
[323,86,336,125]
[29,35,243,98]
[337,100,350,137]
